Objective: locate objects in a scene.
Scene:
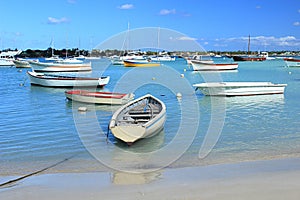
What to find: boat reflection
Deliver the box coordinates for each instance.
[111,170,162,185]
[65,100,121,112]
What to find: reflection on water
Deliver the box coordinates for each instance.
[111,170,162,185]
[225,93,285,106]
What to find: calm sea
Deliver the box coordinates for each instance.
[1,57,300,175]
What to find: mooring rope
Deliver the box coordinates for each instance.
[0,155,75,188]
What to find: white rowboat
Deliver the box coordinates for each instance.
[29,60,92,72]
[191,60,238,71]
[109,94,166,145]
[27,71,110,87]
[193,82,287,96]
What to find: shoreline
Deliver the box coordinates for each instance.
[1,157,300,200]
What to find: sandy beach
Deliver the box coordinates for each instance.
[1,157,300,200]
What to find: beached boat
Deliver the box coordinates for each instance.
[109,94,166,145]
[29,60,92,72]
[191,60,238,71]
[13,59,31,68]
[283,58,300,67]
[27,71,110,87]
[123,59,160,67]
[65,90,134,105]
[193,82,287,96]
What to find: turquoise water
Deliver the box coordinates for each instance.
[1,58,300,175]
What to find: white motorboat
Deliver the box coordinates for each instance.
[27,71,110,87]
[0,50,22,66]
[150,52,175,61]
[191,60,238,71]
[193,82,287,96]
[109,94,166,145]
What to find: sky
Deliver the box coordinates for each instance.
[0,0,300,52]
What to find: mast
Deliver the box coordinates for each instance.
[247,35,250,55]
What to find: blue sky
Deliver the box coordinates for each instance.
[1,0,300,51]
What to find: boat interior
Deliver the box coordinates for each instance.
[117,98,162,126]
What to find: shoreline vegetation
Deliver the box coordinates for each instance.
[1,48,300,58]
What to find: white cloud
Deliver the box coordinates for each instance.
[47,17,69,24]
[176,36,197,41]
[118,4,133,10]
[216,35,300,48]
[293,21,300,26]
[159,9,176,15]
[256,5,261,9]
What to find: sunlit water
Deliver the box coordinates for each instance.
[1,57,300,175]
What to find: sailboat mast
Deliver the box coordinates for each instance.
[247,35,250,55]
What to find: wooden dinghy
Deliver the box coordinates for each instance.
[109,94,166,145]
[65,90,134,105]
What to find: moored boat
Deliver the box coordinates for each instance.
[65,90,134,105]
[27,71,110,87]
[0,50,22,66]
[232,55,266,62]
[109,94,166,145]
[191,60,238,71]
[13,59,31,68]
[29,60,92,72]
[283,58,300,67]
[123,59,160,67]
[193,82,287,96]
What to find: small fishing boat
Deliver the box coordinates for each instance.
[123,59,160,67]
[191,60,238,71]
[27,71,110,87]
[283,58,300,67]
[13,59,31,68]
[193,82,287,96]
[65,90,134,105]
[150,52,176,61]
[28,60,92,72]
[232,55,266,62]
[109,94,166,145]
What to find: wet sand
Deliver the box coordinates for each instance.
[1,158,300,200]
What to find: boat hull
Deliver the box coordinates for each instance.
[193,82,287,96]
[0,59,14,66]
[65,90,134,105]
[191,60,238,71]
[27,71,109,87]
[109,94,166,144]
[232,56,266,62]
[13,59,31,68]
[123,60,160,67]
[284,58,300,67]
[29,61,92,72]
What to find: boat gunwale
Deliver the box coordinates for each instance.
[65,90,129,99]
